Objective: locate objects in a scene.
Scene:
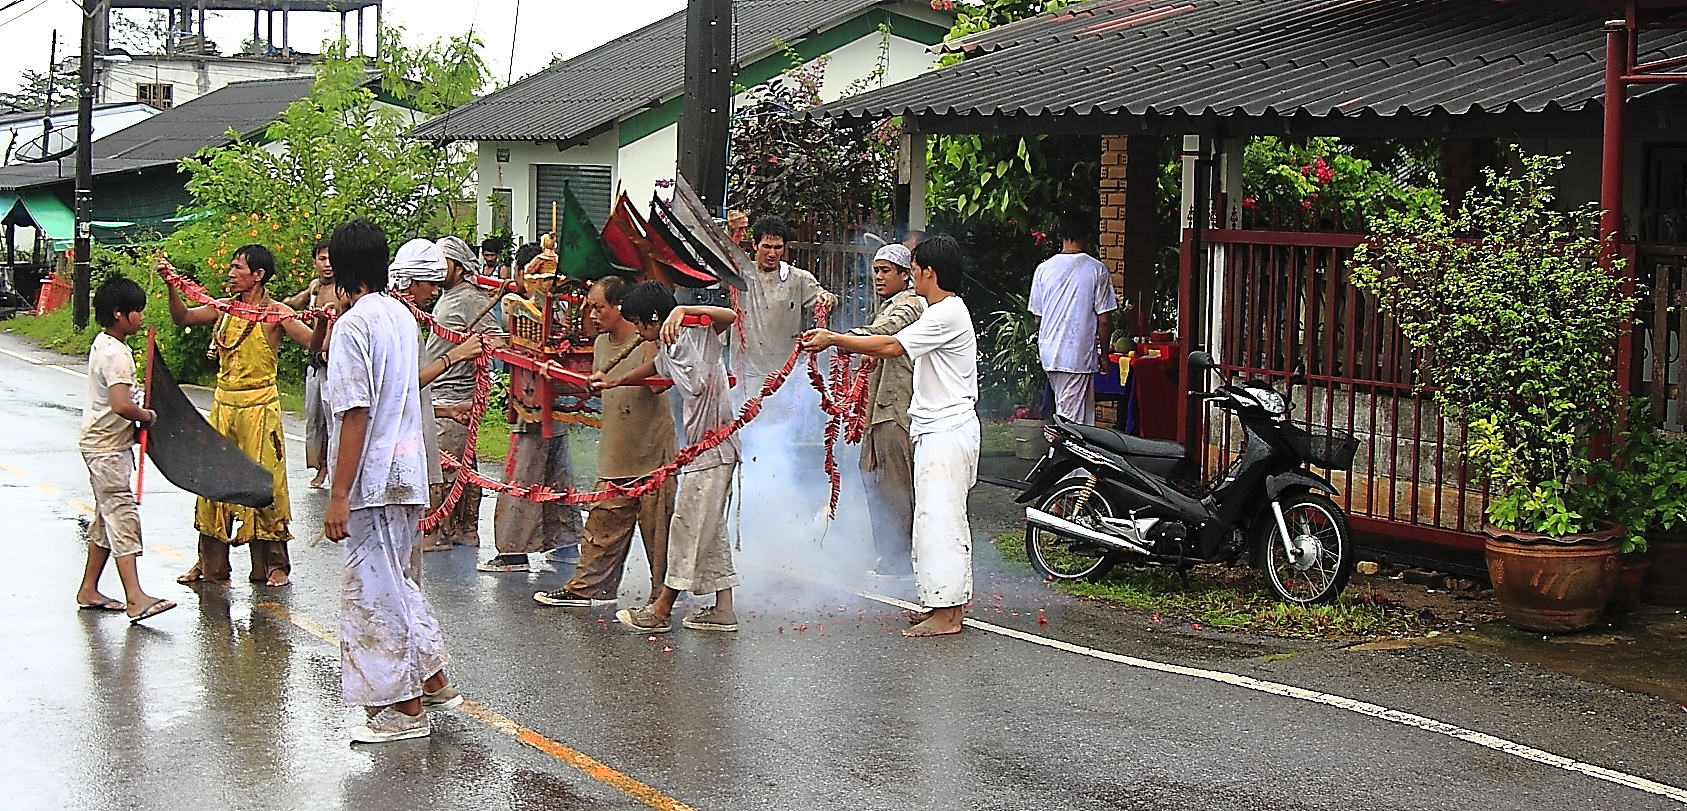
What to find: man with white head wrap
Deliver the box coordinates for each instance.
[848,243,925,579]
[421,236,501,549]
[386,237,458,546]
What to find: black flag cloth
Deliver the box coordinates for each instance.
[143,344,275,508]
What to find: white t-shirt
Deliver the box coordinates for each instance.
[655,325,739,473]
[894,295,979,438]
[80,332,140,454]
[1028,252,1118,373]
[325,293,429,510]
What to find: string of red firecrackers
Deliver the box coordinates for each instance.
[163,265,872,525]
[157,264,338,324]
[425,298,874,519]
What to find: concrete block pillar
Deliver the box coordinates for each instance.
[1098,135,1162,327]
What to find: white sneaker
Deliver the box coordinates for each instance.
[350,707,430,743]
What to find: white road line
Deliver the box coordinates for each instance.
[0,346,43,364]
[760,564,1687,806]
[3,345,307,443]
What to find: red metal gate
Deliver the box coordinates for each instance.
[1195,229,1487,551]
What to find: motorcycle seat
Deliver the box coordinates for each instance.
[1068,423,1186,460]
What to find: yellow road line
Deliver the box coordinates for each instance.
[33,481,59,494]
[68,500,94,515]
[252,602,695,811]
[0,460,26,477]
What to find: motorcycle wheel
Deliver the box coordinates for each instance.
[1256,492,1355,605]
[1026,482,1117,582]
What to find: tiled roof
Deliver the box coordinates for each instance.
[90,76,315,162]
[816,0,1687,131]
[411,0,903,142]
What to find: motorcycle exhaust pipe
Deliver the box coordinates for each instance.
[1025,508,1152,556]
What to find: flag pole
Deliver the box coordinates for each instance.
[136,326,155,504]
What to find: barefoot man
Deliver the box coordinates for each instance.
[163,245,317,587]
[801,235,979,637]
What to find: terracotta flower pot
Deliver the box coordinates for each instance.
[1607,552,1652,613]
[1641,529,1687,607]
[1483,521,1622,633]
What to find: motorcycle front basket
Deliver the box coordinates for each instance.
[1281,421,1359,471]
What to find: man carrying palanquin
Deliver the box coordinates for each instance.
[163,244,317,587]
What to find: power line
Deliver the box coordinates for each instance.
[0,0,58,29]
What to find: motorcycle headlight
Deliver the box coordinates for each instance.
[1252,388,1287,415]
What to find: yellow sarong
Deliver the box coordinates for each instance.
[194,315,292,544]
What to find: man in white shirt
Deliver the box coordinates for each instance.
[1028,214,1118,425]
[322,219,460,744]
[801,235,979,638]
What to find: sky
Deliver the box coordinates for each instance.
[0,0,688,94]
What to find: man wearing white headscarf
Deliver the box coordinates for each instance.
[419,236,501,549]
[848,244,925,579]
[388,240,453,539]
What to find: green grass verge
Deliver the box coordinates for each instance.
[7,307,98,356]
[987,531,1434,640]
[981,419,1016,453]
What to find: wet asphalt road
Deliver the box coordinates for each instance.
[4,330,1687,811]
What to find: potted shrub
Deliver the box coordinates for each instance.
[1579,425,1651,613]
[1614,420,1687,606]
[1353,153,1637,633]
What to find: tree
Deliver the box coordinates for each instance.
[0,68,76,112]
[148,30,488,382]
[109,10,172,54]
[727,58,896,227]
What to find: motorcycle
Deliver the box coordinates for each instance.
[1017,351,1359,604]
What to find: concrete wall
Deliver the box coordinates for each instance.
[477,131,621,243]
[101,57,314,108]
[473,23,944,245]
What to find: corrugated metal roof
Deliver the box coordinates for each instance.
[818,0,1687,130]
[90,76,316,162]
[0,158,175,192]
[411,0,900,142]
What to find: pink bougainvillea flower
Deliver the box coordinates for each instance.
[1242,197,1257,210]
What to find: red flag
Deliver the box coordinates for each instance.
[605,192,716,289]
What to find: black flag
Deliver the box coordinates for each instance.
[144,344,275,508]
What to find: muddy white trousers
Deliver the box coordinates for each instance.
[341,504,450,707]
[911,416,980,609]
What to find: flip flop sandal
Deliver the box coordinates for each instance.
[78,599,124,611]
[129,598,177,624]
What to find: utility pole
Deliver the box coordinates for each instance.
[73,1,106,330]
[41,31,56,158]
[677,0,732,213]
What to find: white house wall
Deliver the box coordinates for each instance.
[814,32,940,104]
[101,58,315,107]
[475,30,942,241]
[477,130,620,243]
[616,124,678,219]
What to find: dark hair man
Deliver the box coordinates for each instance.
[321,218,462,743]
[800,235,978,637]
[283,238,338,487]
[1030,211,1117,425]
[161,242,316,588]
[738,215,838,390]
[535,274,677,607]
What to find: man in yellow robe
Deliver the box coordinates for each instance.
[162,244,317,586]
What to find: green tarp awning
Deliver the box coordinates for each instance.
[14,191,76,249]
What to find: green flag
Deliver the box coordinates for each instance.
[557,182,635,280]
